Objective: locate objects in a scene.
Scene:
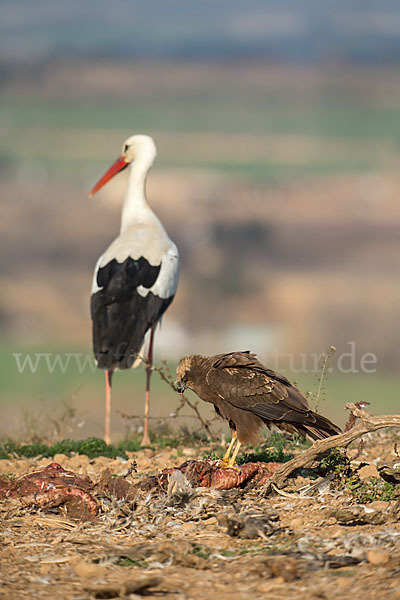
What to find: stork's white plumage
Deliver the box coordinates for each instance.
[89,135,179,445]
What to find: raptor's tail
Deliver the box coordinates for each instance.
[300,411,341,440]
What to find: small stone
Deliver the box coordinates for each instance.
[324,516,337,526]
[358,464,379,480]
[182,447,195,456]
[269,557,298,582]
[36,458,51,468]
[335,577,352,589]
[72,560,108,578]
[326,525,342,537]
[327,548,344,556]
[256,582,275,593]
[289,517,303,530]
[39,564,51,575]
[203,517,218,526]
[369,500,390,512]
[295,476,309,486]
[366,549,390,565]
[53,454,68,465]
[68,455,90,471]
[180,522,195,532]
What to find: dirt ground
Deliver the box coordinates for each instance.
[1,432,400,600]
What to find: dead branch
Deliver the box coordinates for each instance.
[151,360,218,441]
[116,410,219,423]
[123,358,219,441]
[267,404,400,490]
[344,400,370,431]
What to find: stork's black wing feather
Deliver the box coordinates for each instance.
[96,256,160,300]
[91,257,173,369]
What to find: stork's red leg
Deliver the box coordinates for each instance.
[141,327,155,446]
[104,369,114,445]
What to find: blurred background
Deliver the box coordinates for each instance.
[1,0,400,440]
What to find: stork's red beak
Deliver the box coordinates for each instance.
[88,156,129,198]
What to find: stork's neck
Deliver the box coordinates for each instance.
[120,159,154,233]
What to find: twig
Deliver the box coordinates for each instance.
[314,346,335,412]
[395,442,400,459]
[266,404,400,490]
[125,358,218,441]
[270,483,304,499]
[123,461,138,478]
[117,410,219,423]
[152,359,218,441]
[181,397,217,441]
[344,400,370,431]
[351,438,365,461]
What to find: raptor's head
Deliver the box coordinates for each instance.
[174,355,202,394]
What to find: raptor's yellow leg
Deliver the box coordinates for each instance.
[220,433,237,464]
[226,441,242,470]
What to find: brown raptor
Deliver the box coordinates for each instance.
[175,351,341,467]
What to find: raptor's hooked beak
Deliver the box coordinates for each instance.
[173,379,186,395]
[88,156,129,198]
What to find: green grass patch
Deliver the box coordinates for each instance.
[239,432,310,465]
[319,448,397,504]
[202,432,309,465]
[0,428,209,460]
[202,449,223,461]
[115,557,146,568]
[345,476,396,504]
[0,437,133,460]
[191,544,213,560]
[1,473,16,480]
[319,448,351,477]
[238,433,295,465]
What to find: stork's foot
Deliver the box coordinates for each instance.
[141,432,151,447]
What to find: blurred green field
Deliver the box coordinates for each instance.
[2,95,399,180]
[5,98,400,137]
[1,341,398,441]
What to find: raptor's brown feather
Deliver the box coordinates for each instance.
[176,351,341,445]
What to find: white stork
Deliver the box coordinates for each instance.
[89,134,180,446]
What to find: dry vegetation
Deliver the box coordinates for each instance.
[1,412,400,600]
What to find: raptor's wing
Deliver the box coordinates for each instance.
[207,352,340,439]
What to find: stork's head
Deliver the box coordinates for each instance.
[89,134,157,197]
[122,134,157,165]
